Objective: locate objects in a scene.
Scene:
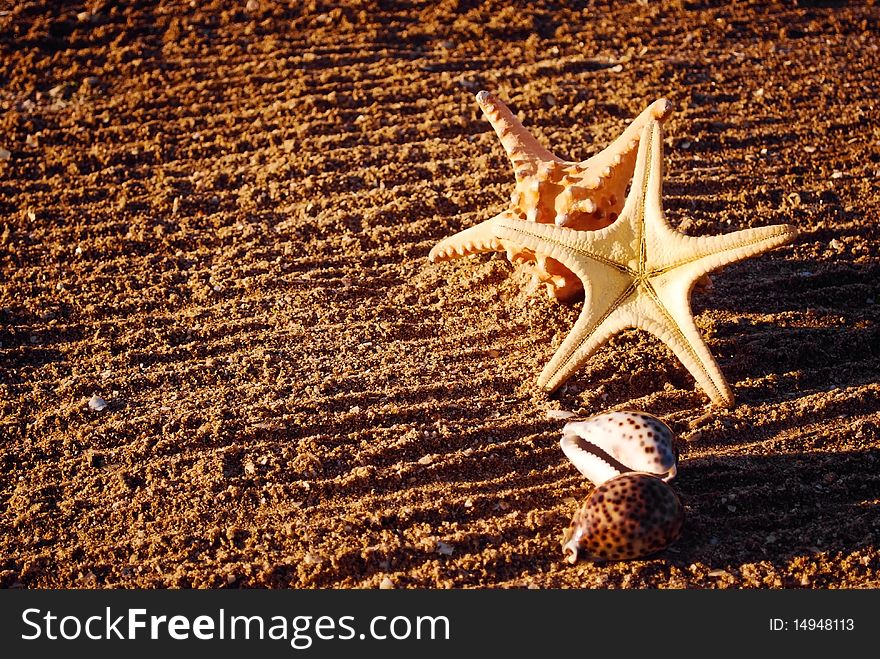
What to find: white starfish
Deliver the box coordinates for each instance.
[492,119,798,407]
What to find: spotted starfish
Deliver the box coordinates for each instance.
[429,91,673,301]
[492,119,797,407]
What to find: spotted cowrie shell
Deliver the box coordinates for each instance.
[561,472,684,563]
[560,410,677,486]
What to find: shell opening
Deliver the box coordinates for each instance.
[560,516,585,565]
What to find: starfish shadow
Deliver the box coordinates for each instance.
[702,258,879,395]
[705,258,879,316]
[470,250,877,416]
[720,322,879,386]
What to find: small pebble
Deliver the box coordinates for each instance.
[0,148,10,161]
[546,409,575,420]
[831,171,843,179]
[379,576,394,589]
[436,542,454,556]
[88,395,108,411]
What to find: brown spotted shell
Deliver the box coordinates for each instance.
[561,472,684,563]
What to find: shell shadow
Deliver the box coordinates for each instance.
[673,448,880,578]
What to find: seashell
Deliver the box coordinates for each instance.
[88,394,108,411]
[561,472,684,563]
[560,410,677,486]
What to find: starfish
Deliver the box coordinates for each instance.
[429,90,673,301]
[491,119,797,408]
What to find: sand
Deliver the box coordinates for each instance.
[1,0,879,589]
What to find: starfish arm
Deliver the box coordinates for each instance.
[492,216,632,275]
[635,118,798,277]
[604,118,661,257]
[476,90,561,178]
[578,99,673,179]
[428,210,516,262]
[650,223,798,280]
[538,279,638,392]
[636,285,735,407]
